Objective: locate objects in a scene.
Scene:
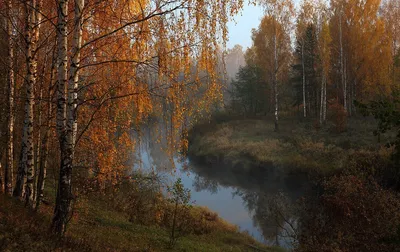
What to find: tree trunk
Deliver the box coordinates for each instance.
[32,0,43,205]
[0,162,3,193]
[14,1,38,203]
[52,0,69,235]
[36,49,56,210]
[6,0,15,195]
[68,0,84,149]
[320,76,324,125]
[344,57,347,113]
[302,39,306,118]
[33,86,42,204]
[273,28,279,132]
[52,0,83,235]
[339,11,347,112]
[26,0,40,206]
[323,77,327,122]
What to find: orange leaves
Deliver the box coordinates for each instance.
[318,20,332,80]
[72,0,247,188]
[134,86,153,121]
[330,0,393,101]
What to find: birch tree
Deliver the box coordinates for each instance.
[296,0,316,118]
[294,24,319,117]
[381,0,400,87]
[13,0,40,204]
[52,0,85,233]
[318,20,331,124]
[330,0,391,113]
[254,0,294,131]
[51,0,70,234]
[50,0,246,235]
[35,44,56,209]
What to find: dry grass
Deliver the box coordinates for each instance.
[0,192,279,252]
[188,116,395,175]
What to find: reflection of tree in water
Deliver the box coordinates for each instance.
[189,160,303,247]
[135,125,305,247]
[192,175,219,194]
[136,124,177,173]
[234,189,298,247]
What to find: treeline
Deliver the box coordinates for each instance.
[0,0,244,236]
[228,0,400,131]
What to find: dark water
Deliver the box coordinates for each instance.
[134,126,310,249]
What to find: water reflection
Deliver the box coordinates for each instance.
[189,158,307,248]
[135,125,309,248]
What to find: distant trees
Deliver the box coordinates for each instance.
[231,63,266,115]
[293,24,319,118]
[224,45,246,106]
[227,0,399,128]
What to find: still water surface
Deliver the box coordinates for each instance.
[135,127,309,248]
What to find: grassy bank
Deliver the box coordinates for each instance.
[0,192,279,252]
[188,115,394,175]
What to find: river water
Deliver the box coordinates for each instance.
[134,126,310,249]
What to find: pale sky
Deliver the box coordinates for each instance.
[227,3,264,50]
[227,1,301,50]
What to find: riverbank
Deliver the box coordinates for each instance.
[0,188,279,251]
[188,115,394,175]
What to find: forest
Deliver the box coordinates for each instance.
[0,0,400,251]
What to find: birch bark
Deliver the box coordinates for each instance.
[52,0,69,234]
[14,0,38,203]
[52,0,84,235]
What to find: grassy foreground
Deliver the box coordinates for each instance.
[188,115,394,175]
[0,193,279,252]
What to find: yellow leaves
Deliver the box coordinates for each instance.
[319,21,332,77]
[74,0,247,187]
[253,14,291,77]
[135,88,153,119]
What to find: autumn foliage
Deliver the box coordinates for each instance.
[298,174,400,252]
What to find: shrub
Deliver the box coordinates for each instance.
[164,178,192,248]
[111,173,165,226]
[297,174,400,252]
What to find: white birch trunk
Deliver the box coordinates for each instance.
[52,0,69,235]
[25,0,41,205]
[14,0,38,202]
[68,0,84,150]
[53,0,84,235]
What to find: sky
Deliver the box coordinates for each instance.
[226,1,301,50]
[226,3,264,50]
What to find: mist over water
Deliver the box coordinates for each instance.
[133,124,311,248]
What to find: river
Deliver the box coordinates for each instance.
[134,125,310,249]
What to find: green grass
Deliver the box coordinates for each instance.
[188,115,395,175]
[0,193,281,252]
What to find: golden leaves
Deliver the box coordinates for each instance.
[74,0,246,185]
